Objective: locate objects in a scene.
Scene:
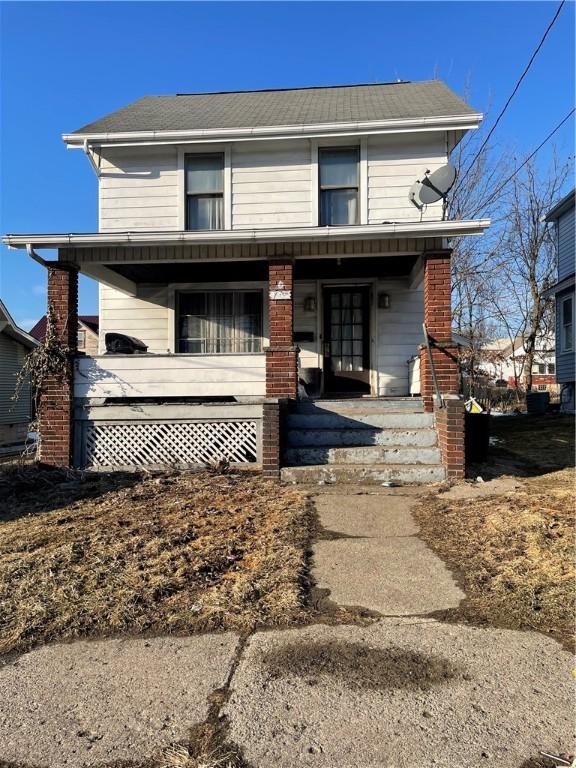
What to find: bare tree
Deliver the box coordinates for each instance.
[495,153,569,391]
[445,92,512,390]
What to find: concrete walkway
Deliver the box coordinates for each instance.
[1,486,574,768]
[312,488,464,615]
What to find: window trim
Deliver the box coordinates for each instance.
[318,146,360,227]
[178,145,231,231]
[175,288,264,355]
[560,293,574,353]
[184,152,225,231]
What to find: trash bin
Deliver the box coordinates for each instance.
[465,411,490,464]
[299,367,322,398]
[526,391,549,415]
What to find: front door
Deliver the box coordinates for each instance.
[323,286,371,394]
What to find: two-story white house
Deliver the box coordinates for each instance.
[4,81,489,481]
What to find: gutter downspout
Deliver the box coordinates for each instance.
[26,243,49,267]
[83,139,101,177]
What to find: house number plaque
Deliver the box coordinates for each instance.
[269,280,291,300]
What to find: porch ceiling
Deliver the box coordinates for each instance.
[109,255,419,283]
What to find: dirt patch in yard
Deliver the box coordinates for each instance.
[470,413,574,479]
[414,467,575,650]
[0,467,311,656]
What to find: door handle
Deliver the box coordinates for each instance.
[323,342,331,357]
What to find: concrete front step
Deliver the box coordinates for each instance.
[287,411,434,430]
[286,427,438,448]
[284,445,441,466]
[297,398,423,414]
[281,463,446,485]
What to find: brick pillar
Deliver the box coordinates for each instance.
[262,399,284,479]
[434,396,465,479]
[39,263,78,468]
[420,250,460,412]
[265,258,298,399]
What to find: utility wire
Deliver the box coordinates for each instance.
[470,107,575,217]
[454,0,566,194]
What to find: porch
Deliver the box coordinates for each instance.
[5,227,474,479]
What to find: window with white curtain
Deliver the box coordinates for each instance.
[319,147,359,226]
[178,291,263,353]
[185,154,224,230]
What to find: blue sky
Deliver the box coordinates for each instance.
[1,0,574,329]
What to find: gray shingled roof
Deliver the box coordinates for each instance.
[70,81,476,135]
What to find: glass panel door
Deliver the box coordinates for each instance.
[323,287,370,393]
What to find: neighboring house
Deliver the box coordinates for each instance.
[544,189,575,412]
[0,300,38,447]
[3,80,490,480]
[30,314,99,355]
[481,335,557,390]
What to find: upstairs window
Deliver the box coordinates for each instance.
[561,295,574,352]
[178,291,263,354]
[185,154,224,230]
[319,147,359,226]
[77,329,86,349]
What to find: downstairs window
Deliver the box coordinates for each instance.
[177,291,263,354]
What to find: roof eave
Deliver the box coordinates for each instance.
[544,188,575,222]
[62,113,483,147]
[2,220,491,251]
[0,301,39,348]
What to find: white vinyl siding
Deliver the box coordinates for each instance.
[294,281,320,369]
[231,141,312,228]
[0,332,32,424]
[99,284,171,354]
[367,134,447,224]
[99,147,179,232]
[98,135,451,233]
[376,282,424,395]
[99,282,270,355]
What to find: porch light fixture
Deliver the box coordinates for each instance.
[304,296,317,312]
[378,292,390,309]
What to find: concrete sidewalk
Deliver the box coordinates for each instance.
[0,486,573,768]
[225,488,574,767]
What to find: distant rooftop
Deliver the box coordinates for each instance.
[69,80,477,136]
[30,315,99,342]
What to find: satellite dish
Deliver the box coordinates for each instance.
[409,164,457,210]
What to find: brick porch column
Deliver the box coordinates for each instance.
[420,250,460,413]
[434,396,465,479]
[265,258,298,399]
[39,263,78,468]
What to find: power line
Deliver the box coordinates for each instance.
[454,0,566,194]
[470,107,575,217]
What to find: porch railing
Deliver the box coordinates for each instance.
[422,323,444,408]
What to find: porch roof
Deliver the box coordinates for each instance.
[3,219,489,251]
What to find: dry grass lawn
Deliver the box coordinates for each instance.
[0,467,310,656]
[416,414,575,650]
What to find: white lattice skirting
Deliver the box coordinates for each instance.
[81,421,259,469]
